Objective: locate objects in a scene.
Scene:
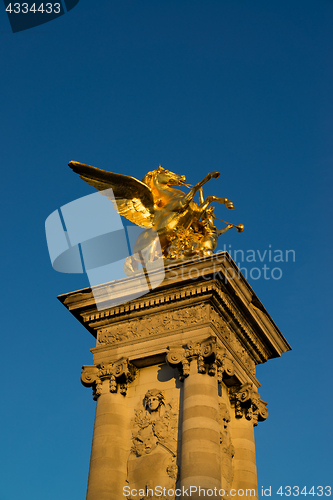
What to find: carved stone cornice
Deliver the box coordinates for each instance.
[81,357,137,400]
[229,383,268,426]
[59,253,291,369]
[166,336,235,382]
[210,289,269,363]
[77,284,269,363]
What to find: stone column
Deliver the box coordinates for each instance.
[167,337,235,500]
[86,390,128,500]
[231,416,258,498]
[81,358,136,500]
[181,359,221,499]
[229,384,269,499]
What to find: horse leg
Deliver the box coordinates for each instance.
[198,187,204,204]
[193,171,220,191]
[199,195,234,211]
[181,171,220,208]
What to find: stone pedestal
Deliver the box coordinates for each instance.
[59,252,290,500]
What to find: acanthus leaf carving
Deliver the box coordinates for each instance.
[229,383,268,425]
[81,357,137,400]
[166,336,235,382]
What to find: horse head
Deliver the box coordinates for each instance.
[142,165,186,190]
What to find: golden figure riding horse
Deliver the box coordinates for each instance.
[69,161,243,273]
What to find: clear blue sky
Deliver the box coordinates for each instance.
[1,1,332,499]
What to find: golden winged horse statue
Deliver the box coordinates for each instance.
[69,161,243,274]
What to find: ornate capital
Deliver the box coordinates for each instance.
[81,357,137,400]
[229,383,268,425]
[166,336,234,382]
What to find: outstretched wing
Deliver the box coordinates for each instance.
[69,161,155,228]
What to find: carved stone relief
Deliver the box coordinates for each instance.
[210,306,231,342]
[219,402,235,487]
[229,383,268,426]
[229,336,256,376]
[126,389,179,500]
[81,357,137,400]
[209,306,256,376]
[166,336,235,382]
[95,304,257,379]
[97,304,207,345]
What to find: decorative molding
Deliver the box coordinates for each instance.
[209,305,256,376]
[60,254,291,366]
[87,282,270,364]
[229,383,268,426]
[95,303,256,380]
[166,336,235,382]
[96,303,207,345]
[229,334,256,377]
[210,305,231,342]
[83,286,211,323]
[81,357,137,400]
[210,289,268,363]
